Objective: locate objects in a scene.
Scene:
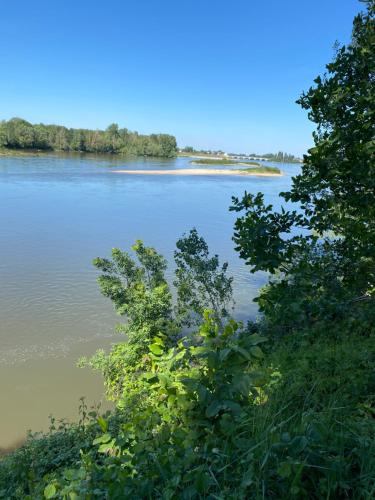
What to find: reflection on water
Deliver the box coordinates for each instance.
[0,153,301,446]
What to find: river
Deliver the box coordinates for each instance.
[0,153,301,448]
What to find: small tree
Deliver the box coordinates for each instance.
[174,229,234,327]
[80,241,174,403]
[82,231,234,404]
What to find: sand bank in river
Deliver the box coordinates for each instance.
[112,169,282,177]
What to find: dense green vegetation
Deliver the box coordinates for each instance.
[189,159,281,174]
[0,119,177,157]
[241,166,281,175]
[0,2,374,498]
[190,159,260,166]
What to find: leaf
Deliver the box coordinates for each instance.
[93,433,112,445]
[157,373,171,387]
[143,372,158,380]
[149,343,163,355]
[250,346,264,359]
[97,416,108,432]
[223,400,242,414]
[231,375,252,396]
[190,346,209,356]
[205,400,222,418]
[248,334,268,345]
[277,462,292,478]
[98,440,116,453]
[219,348,231,361]
[233,346,252,360]
[173,349,186,361]
[44,484,56,499]
[63,469,76,481]
[195,471,210,493]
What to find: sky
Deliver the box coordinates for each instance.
[0,0,363,156]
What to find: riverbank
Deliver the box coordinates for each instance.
[0,149,45,157]
[0,148,176,160]
[112,168,282,176]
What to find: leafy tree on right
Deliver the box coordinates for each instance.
[231,0,375,335]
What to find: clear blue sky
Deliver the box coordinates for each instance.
[0,0,363,156]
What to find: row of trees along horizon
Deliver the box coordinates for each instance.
[0,1,374,498]
[181,146,302,163]
[0,118,177,157]
[0,118,301,163]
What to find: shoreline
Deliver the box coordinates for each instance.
[112,168,282,177]
[0,149,176,160]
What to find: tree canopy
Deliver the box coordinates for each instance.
[0,118,177,157]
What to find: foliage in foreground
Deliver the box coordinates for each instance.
[1,314,374,499]
[78,230,233,407]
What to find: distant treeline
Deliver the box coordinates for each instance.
[0,118,177,157]
[181,146,226,156]
[260,151,302,163]
[181,146,302,163]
